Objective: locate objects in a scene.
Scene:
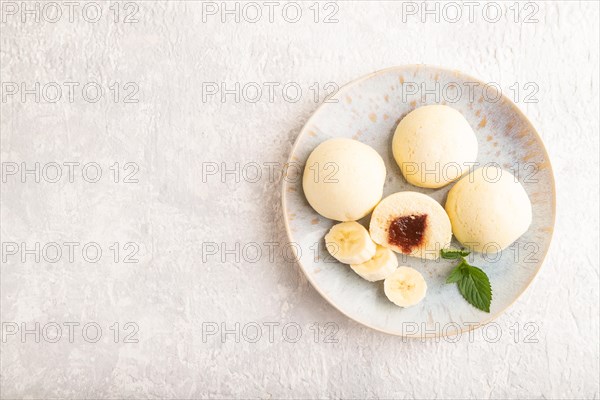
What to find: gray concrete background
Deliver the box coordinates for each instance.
[1,1,599,398]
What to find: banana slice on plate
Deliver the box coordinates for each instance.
[325,221,376,264]
[350,245,398,282]
[384,266,427,307]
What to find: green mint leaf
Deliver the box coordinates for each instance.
[457,265,492,313]
[440,248,470,259]
[446,262,466,283]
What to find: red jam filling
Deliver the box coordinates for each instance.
[388,214,427,253]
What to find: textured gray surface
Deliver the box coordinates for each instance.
[1,1,599,399]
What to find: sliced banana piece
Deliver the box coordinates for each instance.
[325,221,376,264]
[350,245,398,282]
[384,266,427,307]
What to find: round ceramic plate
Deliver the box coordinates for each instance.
[282,65,555,338]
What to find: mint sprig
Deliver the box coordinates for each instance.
[442,250,492,313]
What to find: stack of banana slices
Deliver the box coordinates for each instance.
[324,221,427,308]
